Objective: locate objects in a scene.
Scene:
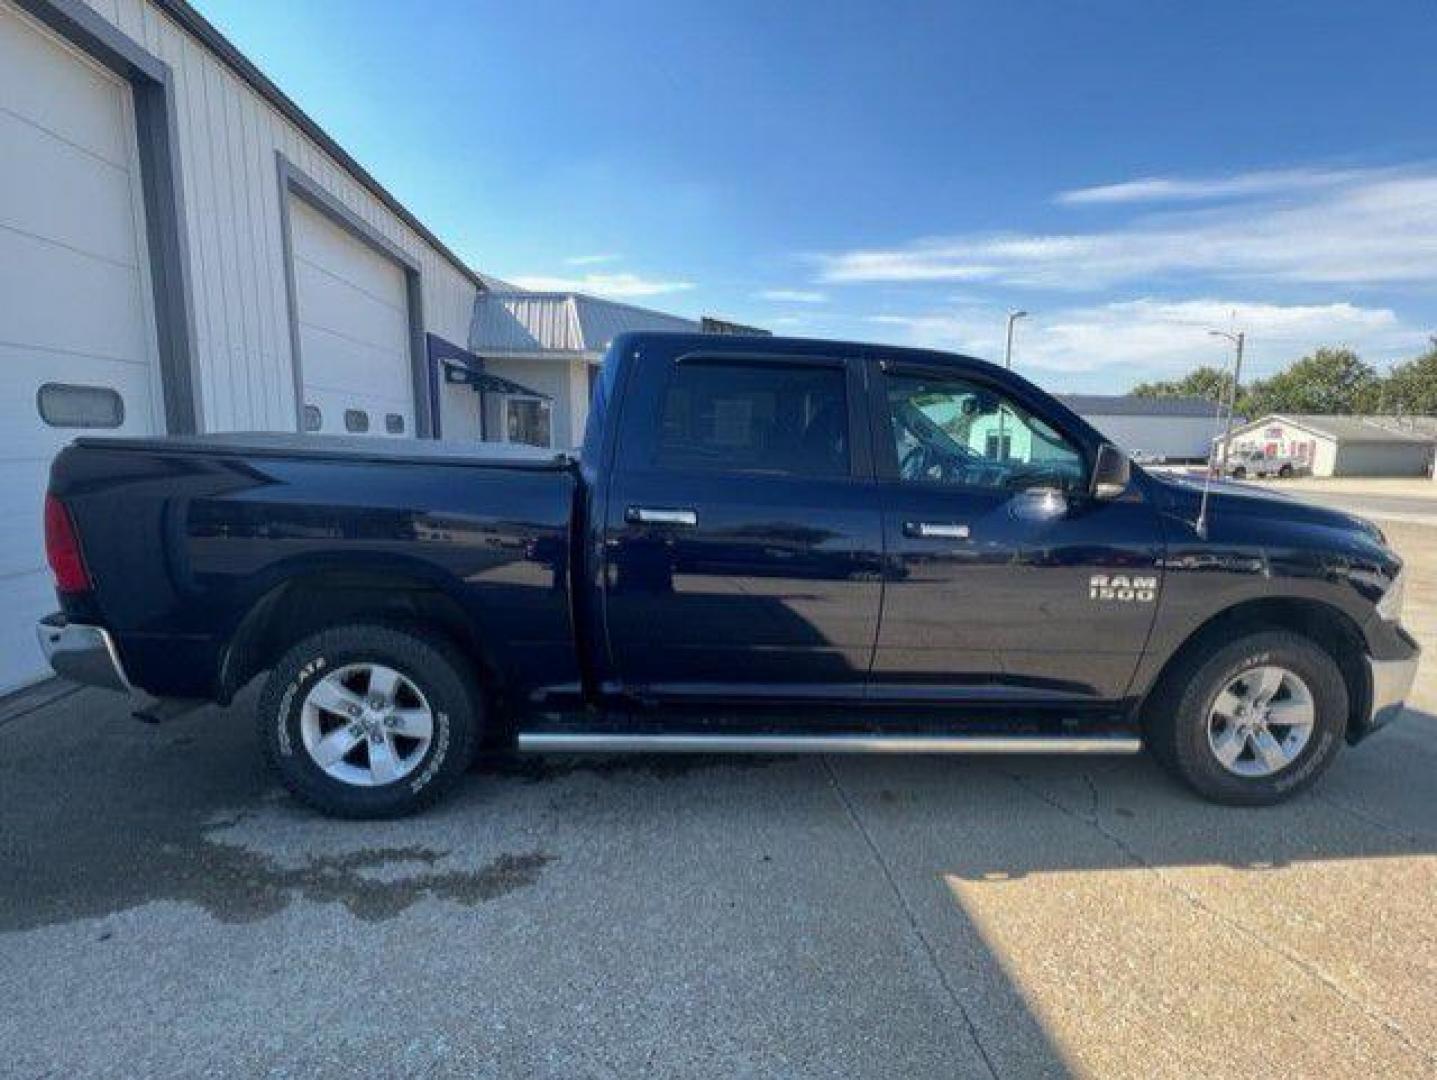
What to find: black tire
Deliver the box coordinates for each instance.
[1279,464,1294,478]
[1231,466,1247,479]
[259,623,482,818]
[1146,630,1347,806]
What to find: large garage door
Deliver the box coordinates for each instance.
[0,3,161,693]
[289,196,415,438]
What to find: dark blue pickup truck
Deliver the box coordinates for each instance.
[39,332,1419,817]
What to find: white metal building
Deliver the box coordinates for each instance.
[1220,415,1437,477]
[1059,395,1234,463]
[0,0,514,692]
[465,291,701,450]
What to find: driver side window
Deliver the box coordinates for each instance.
[886,373,1085,492]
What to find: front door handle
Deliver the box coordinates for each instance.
[904,521,970,540]
[626,506,698,527]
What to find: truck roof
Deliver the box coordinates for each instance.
[607,330,1001,372]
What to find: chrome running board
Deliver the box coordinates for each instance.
[516,732,1142,755]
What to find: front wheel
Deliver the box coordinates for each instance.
[259,623,482,818]
[1147,631,1347,805]
[1278,464,1294,478]
[1231,466,1247,479]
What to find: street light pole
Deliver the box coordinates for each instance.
[1003,309,1028,370]
[997,310,1027,462]
[1208,329,1246,475]
[1193,327,1245,539]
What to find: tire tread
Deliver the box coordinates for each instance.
[258,622,482,819]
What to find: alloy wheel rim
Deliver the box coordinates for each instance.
[299,663,434,787]
[1205,665,1315,778]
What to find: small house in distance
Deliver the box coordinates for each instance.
[1218,415,1437,477]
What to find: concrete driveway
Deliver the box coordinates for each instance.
[3,528,1435,1079]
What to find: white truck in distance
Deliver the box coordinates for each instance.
[1220,447,1299,479]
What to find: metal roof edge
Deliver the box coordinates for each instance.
[479,289,702,324]
[476,349,599,362]
[1222,413,1437,445]
[1221,414,1331,441]
[152,0,487,292]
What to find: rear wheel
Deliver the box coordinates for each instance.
[1278,464,1294,478]
[259,623,482,818]
[1147,630,1347,805]
[1231,466,1247,479]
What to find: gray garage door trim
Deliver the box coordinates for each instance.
[275,153,432,439]
[13,0,201,435]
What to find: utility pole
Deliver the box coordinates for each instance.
[1207,329,1246,474]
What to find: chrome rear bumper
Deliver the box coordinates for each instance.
[36,614,131,693]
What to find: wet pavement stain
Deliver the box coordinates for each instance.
[3,823,555,931]
[1,699,563,933]
[253,847,556,923]
[195,844,555,924]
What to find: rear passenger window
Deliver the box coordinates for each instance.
[657,361,849,477]
[38,384,124,429]
[344,409,369,433]
[385,413,405,434]
[302,404,322,432]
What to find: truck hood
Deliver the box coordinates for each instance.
[1144,469,1386,542]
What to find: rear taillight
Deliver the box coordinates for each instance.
[44,494,91,593]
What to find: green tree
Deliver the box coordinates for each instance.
[1241,347,1377,416]
[1375,337,1437,414]
[1131,365,1235,405]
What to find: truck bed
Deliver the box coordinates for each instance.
[73,432,571,470]
[50,433,580,703]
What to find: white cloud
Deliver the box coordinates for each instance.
[565,253,622,266]
[755,289,828,303]
[510,272,695,298]
[1056,166,1379,206]
[819,167,1437,288]
[866,298,1423,384]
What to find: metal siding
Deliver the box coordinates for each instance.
[471,294,584,353]
[1332,442,1432,478]
[1077,414,1221,460]
[76,0,478,434]
[289,194,412,436]
[470,292,701,356]
[1312,437,1338,477]
[1058,394,1226,419]
[0,0,161,690]
[567,359,589,448]
[571,296,697,352]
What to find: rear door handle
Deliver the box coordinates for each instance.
[626,506,698,526]
[903,521,970,540]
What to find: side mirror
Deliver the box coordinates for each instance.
[1091,443,1130,500]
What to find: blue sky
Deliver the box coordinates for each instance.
[199,0,1437,392]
